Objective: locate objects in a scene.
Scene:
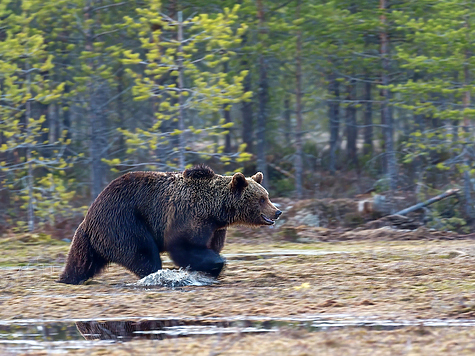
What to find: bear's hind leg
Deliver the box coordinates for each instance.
[59,227,107,285]
[121,223,162,278]
[125,241,162,279]
[95,219,162,279]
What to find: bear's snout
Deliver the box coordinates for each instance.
[275,210,282,219]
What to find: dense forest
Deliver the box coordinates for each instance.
[1,0,474,232]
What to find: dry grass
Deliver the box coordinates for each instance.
[0,229,474,354]
[65,327,475,356]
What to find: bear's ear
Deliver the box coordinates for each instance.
[251,172,263,184]
[231,172,248,191]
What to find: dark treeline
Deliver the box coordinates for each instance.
[0,0,474,232]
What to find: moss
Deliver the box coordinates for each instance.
[278,227,300,242]
[436,251,462,259]
[343,213,365,228]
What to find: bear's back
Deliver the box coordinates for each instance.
[91,171,176,208]
[83,172,178,239]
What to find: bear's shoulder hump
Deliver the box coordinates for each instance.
[183,164,215,179]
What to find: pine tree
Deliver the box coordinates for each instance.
[0,1,76,231]
[118,1,252,171]
[392,0,475,219]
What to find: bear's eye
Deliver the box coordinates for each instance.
[259,197,265,204]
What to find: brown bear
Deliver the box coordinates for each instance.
[58,165,282,284]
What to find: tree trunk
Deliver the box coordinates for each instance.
[345,79,358,170]
[117,66,126,161]
[379,88,387,174]
[294,0,303,198]
[63,83,72,144]
[26,60,35,232]
[177,11,186,171]
[363,78,373,155]
[380,0,397,205]
[38,102,50,154]
[89,97,107,200]
[462,17,473,218]
[256,59,268,182]
[284,94,291,144]
[240,35,254,154]
[223,62,232,153]
[328,72,340,174]
[86,1,108,200]
[256,0,268,184]
[51,104,59,144]
[223,108,232,154]
[0,128,4,164]
[452,72,459,143]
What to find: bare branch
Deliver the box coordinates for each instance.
[92,1,127,12]
[92,29,121,40]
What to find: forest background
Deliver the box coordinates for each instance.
[1,0,474,233]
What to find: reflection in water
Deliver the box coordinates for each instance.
[1,317,475,344]
[0,322,80,341]
[75,317,475,341]
[75,319,275,340]
[77,320,164,340]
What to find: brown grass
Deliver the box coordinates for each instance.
[0,229,474,354]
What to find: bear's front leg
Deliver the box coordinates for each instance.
[169,246,225,278]
[166,228,225,278]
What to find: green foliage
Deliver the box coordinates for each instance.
[272,178,295,197]
[30,174,87,226]
[8,173,87,232]
[372,178,391,194]
[393,0,475,174]
[425,197,469,233]
[427,211,468,234]
[117,1,251,169]
[0,0,78,231]
[2,0,475,232]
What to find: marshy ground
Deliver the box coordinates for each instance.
[0,227,474,355]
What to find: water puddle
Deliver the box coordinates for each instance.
[1,315,475,352]
[223,250,350,261]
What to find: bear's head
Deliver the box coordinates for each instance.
[230,171,282,227]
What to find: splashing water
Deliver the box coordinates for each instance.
[133,268,217,288]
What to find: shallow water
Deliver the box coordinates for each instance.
[223,250,350,261]
[1,315,475,347]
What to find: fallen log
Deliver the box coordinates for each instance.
[394,188,460,216]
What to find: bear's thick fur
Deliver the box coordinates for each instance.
[59,165,281,284]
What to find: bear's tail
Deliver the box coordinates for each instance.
[58,225,106,285]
